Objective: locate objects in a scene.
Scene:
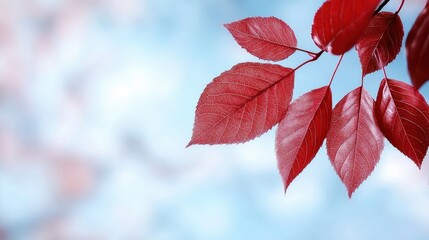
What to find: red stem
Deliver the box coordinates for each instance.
[292,50,324,72]
[395,0,405,14]
[382,66,388,79]
[293,47,320,57]
[328,54,344,87]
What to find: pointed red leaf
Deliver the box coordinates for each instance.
[311,0,381,55]
[356,12,404,76]
[224,17,298,61]
[375,78,429,167]
[276,86,332,191]
[327,87,384,197]
[188,62,294,146]
[406,1,429,89]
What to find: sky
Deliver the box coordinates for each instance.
[0,0,428,239]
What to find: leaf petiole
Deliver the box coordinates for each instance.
[292,47,319,57]
[382,66,388,79]
[395,0,405,14]
[292,50,324,72]
[328,54,344,87]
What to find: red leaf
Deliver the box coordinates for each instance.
[311,0,381,55]
[188,62,294,146]
[356,12,404,76]
[276,86,332,191]
[375,78,429,167]
[327,87,384,197]
[406,1,429,89]
[224,17,297,61]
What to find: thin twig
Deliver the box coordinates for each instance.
[374,0,391,15]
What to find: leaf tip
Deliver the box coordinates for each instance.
[416,160,423,170]
[347,189,355,198]
[347,181,362,198]
[186,137,197,148]
[283,183,290,195]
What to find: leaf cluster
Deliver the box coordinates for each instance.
[189,0,429,197]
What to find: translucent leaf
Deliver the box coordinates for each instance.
[327,87,384,197]
[406,1,429,89]
[276,86,332,191]
[356,12,403,76]
[225,17,298,61]
[188,62,294,146]
[312,0,381,55]
[375,78,429,167]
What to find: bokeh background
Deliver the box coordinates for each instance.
[0,0,428,239]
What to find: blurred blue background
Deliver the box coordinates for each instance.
[0,0,428,239]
